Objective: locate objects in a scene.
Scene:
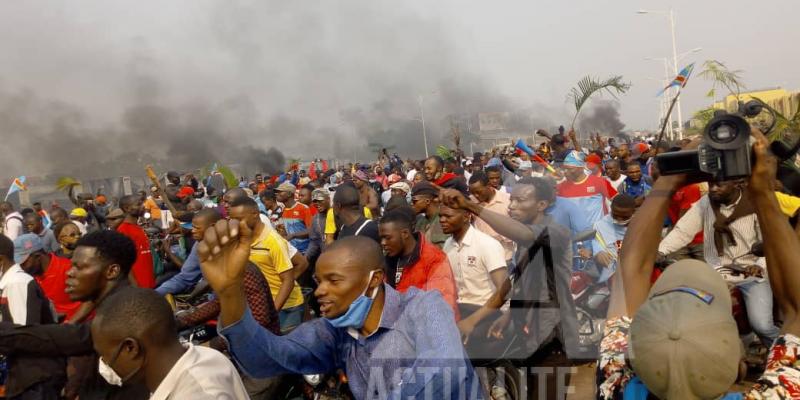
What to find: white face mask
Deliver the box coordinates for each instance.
[98,357,123,386]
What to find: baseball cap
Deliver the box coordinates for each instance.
[177,186,195,199]
[354,170,369,182]
[106,208,124,220]
[562,151,586,168]
[276,182,296,193]
[585,154,603,168]
[630,259,740,399]
[14,234,43,264]
[311,188,329,201]
[411,181,439,197]
[390,181,412,194]
[632,143,650,158]
[70,208,88,218]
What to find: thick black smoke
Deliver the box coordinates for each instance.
[577,100,626,137]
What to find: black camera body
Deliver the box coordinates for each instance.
[656,101,764,181]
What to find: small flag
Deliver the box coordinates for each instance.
[657,63,695,97]
[4,176,27,201]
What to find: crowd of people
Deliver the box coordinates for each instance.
[1,125,800,399]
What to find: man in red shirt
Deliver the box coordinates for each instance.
[557,150,618,225]
[378,207,459,320]
[16,234,82,321]
[116,194,156,288]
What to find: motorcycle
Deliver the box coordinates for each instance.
[569,230,611,355]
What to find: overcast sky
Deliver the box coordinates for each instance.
[0,0,797,174]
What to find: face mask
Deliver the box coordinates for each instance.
[325,270,379,329]
[613,218,631,227]
[97,341,144,386]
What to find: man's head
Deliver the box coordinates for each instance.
[222,188,248,215]
[630,259,740,399]
[55,222,81,251]
[14,234,47,276]
[66,230,137,302]
[626,163,642,183]
[227,196,261,231]
[439,205,470,235]
[468,171,496,204]
[91,287,179,388]
[562,151,587,182]
[166,171,181,186]
[50,207,68,226]
[610,194,636,225]
[389,182,411,198]
[485,166,503,190]
[410,181,439,215]
[105,208,125,231]
[617,143,630,159]
[605,159,622,180]
[119,195,144,218]
[255,173,263,183]
[311,189,331,214]
[258,189,278,211]
[423,156,445,181]
[708,180,744,205]
[378,207,416,257]
[314,236,385,318]
[332,184,361,214]
[191,208,221,241]
[32,202,42,212]
[0,201,14,215]
[186,200,204,213]
[275,183,296,204]
[23,213,45,235]
[353,170,369,190]
[299,184,314,207]
[508,177,553,224]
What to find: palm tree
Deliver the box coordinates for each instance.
[567,75,631,129]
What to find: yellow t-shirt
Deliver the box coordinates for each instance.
[776,191,800,217]
[249,227,304,309]
[324,207,373,235]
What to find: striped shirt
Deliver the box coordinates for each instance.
[659,193,763,283]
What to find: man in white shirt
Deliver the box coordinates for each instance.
[603,159,627,192]
[1,202,24,241]
[91,287,248,399]
[467,171,515,262]
[439,203,507,356]
[658,179,779,346]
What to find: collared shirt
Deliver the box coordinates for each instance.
[659,194,763,283]
[156,243,202,296]
[472,189,516,261]
[219,285,481,400]
[442,226,507,306]
[150,345,249,400]
[250,225,304,309]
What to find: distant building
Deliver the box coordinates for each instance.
[713,87,800,117]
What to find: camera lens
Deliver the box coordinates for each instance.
[709,121,738,143]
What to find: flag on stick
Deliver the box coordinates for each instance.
[657,63,695,96]
[4,176,27,201]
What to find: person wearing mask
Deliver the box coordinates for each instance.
[468,171,515,263]
[332,184,380,243]
[155,209,220,296]
[602,159,626,192]
[440,177,580,399]
[197,229,480,399]
[15,233,82,321]
[658,178,781,346]
[0,230,150,400]
[2,201,24,241]
[352,170,381,218]
[54,221,81,259]
[379,207,459,318]
[116,195,155,289]
[590,194,636,283]
[0,234,66,399]
[69,207,90,234]
[557,150,618,225]
[411,181,448,248]
[23,212,60,253]
[91,287,249,399]
[597,130,800,399]
[227,196,304,332]
[276,182,312,254]
[619,163,651,207]
[424,155,469,196]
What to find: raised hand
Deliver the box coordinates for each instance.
[440,188,470,211]
[748,128,776,195]
[198,219,253,297]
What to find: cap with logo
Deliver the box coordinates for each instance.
[13,234,44,264]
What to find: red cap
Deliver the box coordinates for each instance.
[177,186,195,199]
[585,154,602,166]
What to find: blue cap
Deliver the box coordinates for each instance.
[180,222,193,230]
[13,234,43,264]
[562,151,586,168]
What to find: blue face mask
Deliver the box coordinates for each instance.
[325,271,379,329]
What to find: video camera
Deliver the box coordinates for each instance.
[656,100,779,181]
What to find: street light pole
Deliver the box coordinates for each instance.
[667,10,685,140]
[418,95,429,158]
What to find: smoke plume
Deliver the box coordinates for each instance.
[577,100,626,138]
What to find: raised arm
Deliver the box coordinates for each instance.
[748,129,800,336]
[440,188,538,243]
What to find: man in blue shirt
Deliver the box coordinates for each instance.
[197,221,481,399]
[155,209,220,296]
